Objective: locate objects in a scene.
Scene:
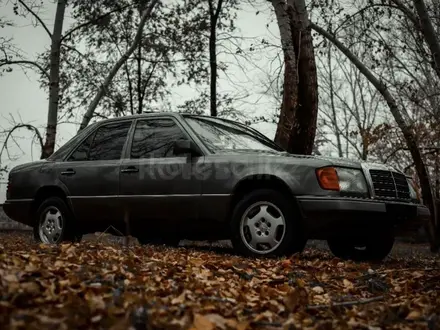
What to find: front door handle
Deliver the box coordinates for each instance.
[61,169,76,176]
[121,166,139,173]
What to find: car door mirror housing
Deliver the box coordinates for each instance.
[174,140,200,157]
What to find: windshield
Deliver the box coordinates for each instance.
[184,116,283,153]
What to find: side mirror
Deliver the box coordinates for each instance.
[173,139,200,157]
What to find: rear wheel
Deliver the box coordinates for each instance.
[327,230,394,262]
[230,189,306,257]
[33,197,82,244]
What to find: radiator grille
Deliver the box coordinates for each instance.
[369,170,410,199]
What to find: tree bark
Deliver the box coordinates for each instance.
[412,0,440,81]
[271,0,318,155]
[311,22,439,252]
[79,0,159,131]
[208,0,224,117]
[41,0,66,159]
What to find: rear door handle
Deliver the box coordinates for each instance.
[121,166,139,173]
[61,169,76,176]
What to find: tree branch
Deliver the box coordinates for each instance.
[61,4,132,42]
[17,0,52,38]
[0,124,44,161]
[0,60,49,80]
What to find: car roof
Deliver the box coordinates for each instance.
[91,112,249,129]
[91,112,184,125]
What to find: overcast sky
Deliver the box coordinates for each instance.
[0,1,282,201]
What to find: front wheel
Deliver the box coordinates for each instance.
[230,189,306,257]
[327,231,394,262]
[33,197,82,244]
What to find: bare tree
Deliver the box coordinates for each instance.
[311,21,438,251]
[78,0,159,131]
[1,0,137,158]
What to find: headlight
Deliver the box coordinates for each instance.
[316,167,368,195]
[337,168,368,195]
[407,177,421,202]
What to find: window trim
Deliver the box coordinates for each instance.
[125,116,203,160]
[64,119,134,162]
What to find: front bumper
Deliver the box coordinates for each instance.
[296,196,430,239]
[2,199,34,227]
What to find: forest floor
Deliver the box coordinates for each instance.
[0,231,439,329]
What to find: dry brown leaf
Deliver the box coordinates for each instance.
[406,310,422,320]
[191,313,215,330]
[284,287,309,312]
[343,279,354,289]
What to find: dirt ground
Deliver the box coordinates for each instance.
[0,231,439,329]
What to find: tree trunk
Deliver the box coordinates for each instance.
[311,22,439,252]
[40,0,66,159]
[137,41,142,114]
[327,45,343,158]
[208,0,224,117]
[272,0,318,155]
[79,0,159,131]
[412,0,440,81]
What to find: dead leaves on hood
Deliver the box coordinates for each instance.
[0,233,439,329]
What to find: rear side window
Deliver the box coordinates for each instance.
[131,118,187,159]
[68,121,132,161]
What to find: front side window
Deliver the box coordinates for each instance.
[68,121,132,161]
[131,118,187,159]
[49,123,97,161]
[89,121,132,161]
[184,116,283,153]
[68,133,94,162]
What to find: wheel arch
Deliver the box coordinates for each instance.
[30,185,70,221]
[229,174,302,218]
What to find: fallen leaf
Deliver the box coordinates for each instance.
[406,310,422,320]
[191,313,215,330]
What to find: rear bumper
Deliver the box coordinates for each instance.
[297,196,430,239]
[2,199,33,227]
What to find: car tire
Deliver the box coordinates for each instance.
[327,230,395,262]
[230,189,306,257]
[33,197,82,244]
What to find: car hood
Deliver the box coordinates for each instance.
[214,150,401,172]
[10,160,48,173]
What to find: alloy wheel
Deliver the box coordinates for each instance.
[239,201,286,254]
[38,206,64,243]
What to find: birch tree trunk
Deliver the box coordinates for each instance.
[327,45,343,158]
[311,22,439,252]
[271,0,318,155]
[40,0,66,159]
[208,0,224,117]
[79,0,159,131]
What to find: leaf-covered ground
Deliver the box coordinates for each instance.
[0,232,439,330]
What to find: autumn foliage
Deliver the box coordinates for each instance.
[0,233,439,329]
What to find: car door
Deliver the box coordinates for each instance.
[119,117,202,230]
[56,120,133,230]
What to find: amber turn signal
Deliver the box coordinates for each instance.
[316,167,340,191]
